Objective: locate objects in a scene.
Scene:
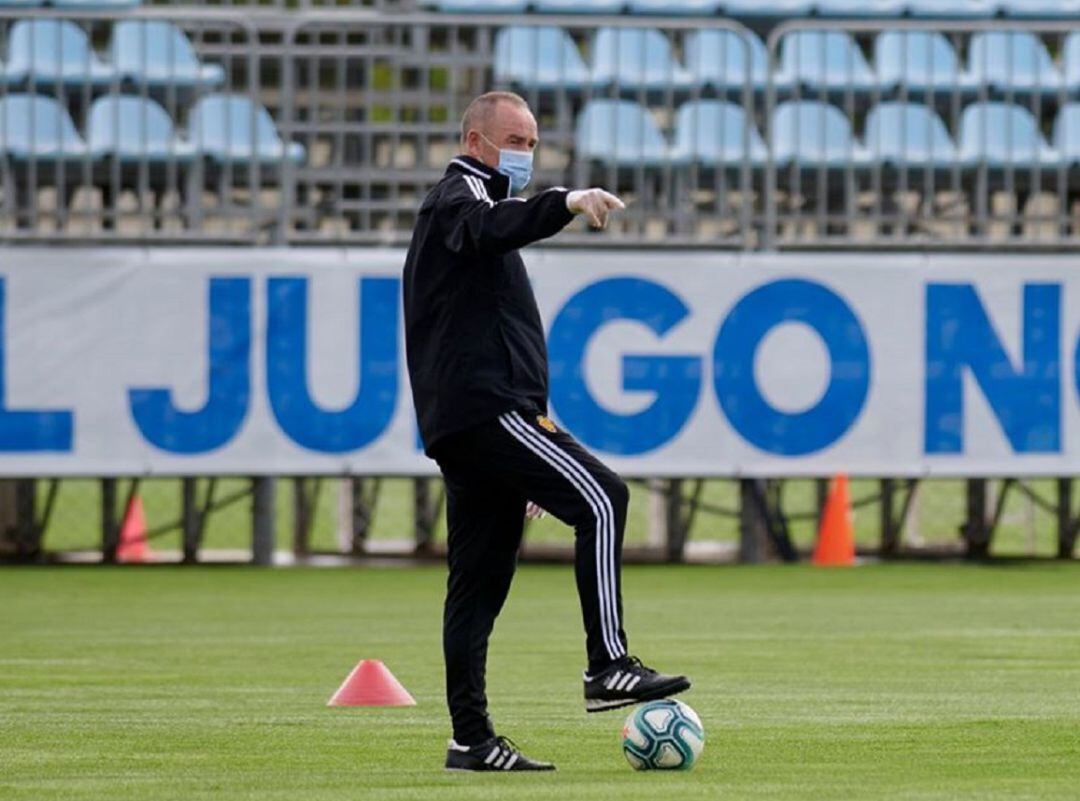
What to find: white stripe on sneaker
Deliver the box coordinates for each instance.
[485,746,500,765]
[616,673,634,691]
[503,753,518,770]
[626,675,641,691]
[499,412,625,660]
[494,753,506,768]
[605,670,622,690]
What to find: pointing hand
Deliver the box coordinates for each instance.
[566,188,626,230]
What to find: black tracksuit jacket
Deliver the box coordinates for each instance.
[403,156,575,456]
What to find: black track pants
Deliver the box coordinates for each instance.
[434,409,630,744]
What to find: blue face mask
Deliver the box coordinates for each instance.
[482,134,533,195]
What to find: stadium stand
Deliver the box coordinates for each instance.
[575,99,677,166]
[1067,34,1080,92]
[966,31,1064,95]
[434,0,527,11]
[591,27,695,90]
[110,21,225,90]
[0,4,1076,245]
[52,0,140,7]
[673,100,767,168]
[87,95,198,164]
[684,29,774,92]
[771,100,873,170]
[774,31,879,95]
[1052,104,1080,166]
[0,94,88,161]
[189,94,306,165]
[493,26,598,90]
[815,0,907,17]
[957,102,1062,171]
[533,0,624,12]
[628,0,722,16]
[873,31,976,96]
[863,102,959,173]
[3,19,117,88]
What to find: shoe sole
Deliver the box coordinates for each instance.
[445,767,557,773]
[584,677,692,714]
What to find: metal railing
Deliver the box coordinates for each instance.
[1,10,1078,246]
[765,18,1080,249]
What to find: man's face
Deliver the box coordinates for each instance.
[466,102,539,169]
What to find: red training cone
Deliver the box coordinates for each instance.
[327,660,416,707]
[812,474,856,567]
[117,494,150,563]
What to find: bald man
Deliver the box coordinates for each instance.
[403,91,691,772]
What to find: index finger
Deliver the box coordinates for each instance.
[602,191,626,210]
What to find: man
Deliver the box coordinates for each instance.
[403,91,691,773]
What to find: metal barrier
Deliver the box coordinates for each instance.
[279,14,763,247]
[765,18,1080,250]
[0,10,275,243]
[2,10,1079,248]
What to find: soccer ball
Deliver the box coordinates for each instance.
[621,699,705,771]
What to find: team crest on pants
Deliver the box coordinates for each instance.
[536,415,558,434]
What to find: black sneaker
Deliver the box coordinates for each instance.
[583,655,691,713]
[444,735,556,772]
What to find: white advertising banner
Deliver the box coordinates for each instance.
[0,247,1077,477]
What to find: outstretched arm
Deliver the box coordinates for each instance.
[441,176,626,256]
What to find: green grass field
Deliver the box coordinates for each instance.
[3,563,1079,800]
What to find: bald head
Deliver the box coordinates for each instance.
[460,92,538,169]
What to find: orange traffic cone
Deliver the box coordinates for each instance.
[327,660,416,707]
[812,474,856,567]
[117,494,150,563]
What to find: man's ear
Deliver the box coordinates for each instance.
[463,130,480,157]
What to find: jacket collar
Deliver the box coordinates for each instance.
[446,155,511,200]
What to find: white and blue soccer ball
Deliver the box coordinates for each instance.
[621,699,705,771]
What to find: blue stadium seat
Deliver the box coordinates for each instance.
[627,0,721,14]
[996,0,1080,17]
[534,0,623,11]
[1060,33,1080,93]
[904,0,995,16]
[864,102,958,169]
[87,96,198,162]
[774,31,878,94]
[958,102,1062,168]
[771,101,872,168]
[189,95,305,164]
[815,0,906,17]
[673,100,766,167]
[966,32,1063,95]
[110,21,225,90]
[722,0,813,15]
[51,0,140,7]
[493,26,596,90]
[2,20,117,88]
[875,31,975,95]
[591,28,694,90]
[1052,104,1080,165]
[0,94,88,160]
[685,29,772,92]
[436,0,527,11]
[575,99,679,166]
